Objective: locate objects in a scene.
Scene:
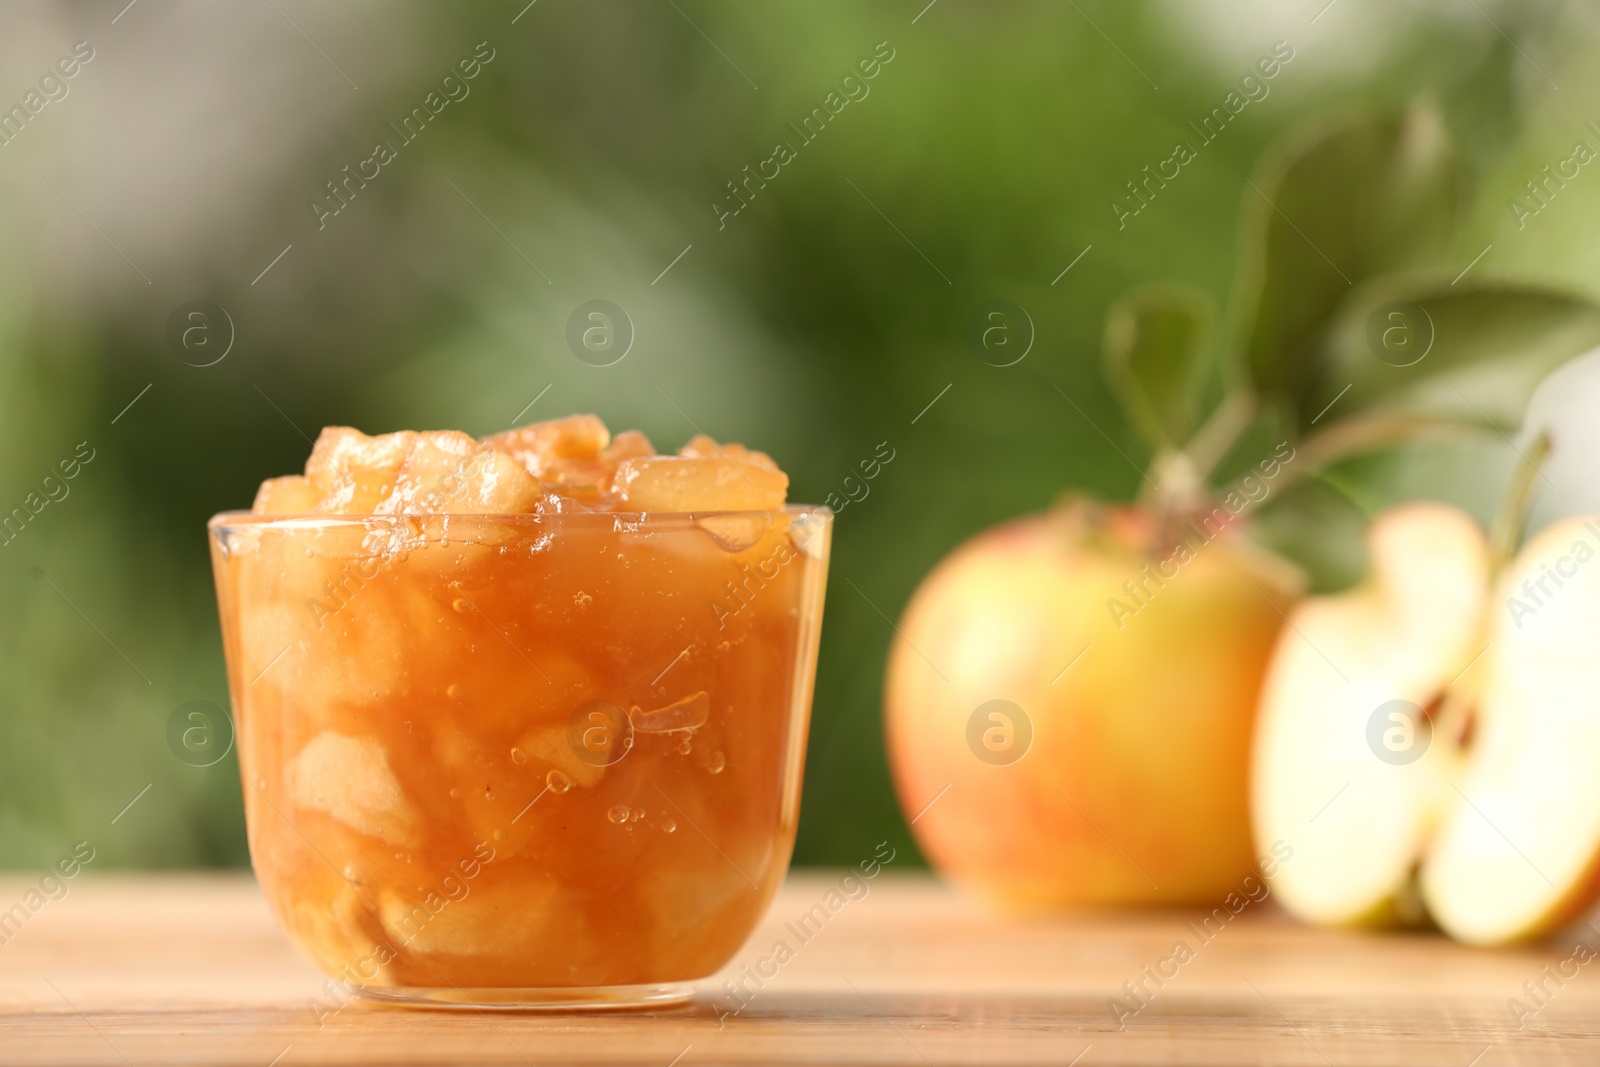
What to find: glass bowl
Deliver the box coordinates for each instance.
[207,506,831,1009]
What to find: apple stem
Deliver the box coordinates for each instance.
[1182,388,1257,488]
[1159,395,1497,538]
[1175,399,1476,507]
[1265,413,1480,498]
[1487,431,1552,581]
[1142,388,1254,531]
[1431,433,1552,755]
[1143,448,1204,516]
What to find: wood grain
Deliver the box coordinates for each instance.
[2,871,1598,1065]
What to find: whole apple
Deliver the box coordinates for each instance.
[885,499,1301,907]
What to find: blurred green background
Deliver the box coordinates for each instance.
[0,0,1594,870]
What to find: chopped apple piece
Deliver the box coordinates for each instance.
[612,456,788,512]
[455,448,543,514]
[306,427,417,514]
[519,722,606,788]
[236,555,411,710]
[484,414,610,483]
[283,877,390,981]
[378,431,541,515]
[696,513,772,552]
[379,879,568,958]
[603,429,655,466]
[605,429,654,458]
[290,731,420,847]
[527,428,659,498]
[678,433,779,470]
[642,864,757,975]
[374,431,478,514]
[253,475,320,515]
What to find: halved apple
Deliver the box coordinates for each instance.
[1252,503,1488,927]
[1255,503,1600,944]
[1424,515,1600,944]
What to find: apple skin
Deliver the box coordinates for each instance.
[885,502,1301,907]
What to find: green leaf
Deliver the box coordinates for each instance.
[1102,283,1212,451]
[1233,104,1464,405]
[1306,279,1600,431]
[1250,476,1371,595]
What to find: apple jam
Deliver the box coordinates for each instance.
[208,416,831,1001]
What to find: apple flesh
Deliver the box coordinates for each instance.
[1254,503,1600,944]
[885,501,1301,907]
[1251,502,1488,927]
[1425,514,1600,944]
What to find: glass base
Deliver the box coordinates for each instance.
[357,981,696,1012]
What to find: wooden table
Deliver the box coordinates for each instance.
[3,872,1599,1065]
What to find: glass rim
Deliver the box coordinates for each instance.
[208,503,830,531]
